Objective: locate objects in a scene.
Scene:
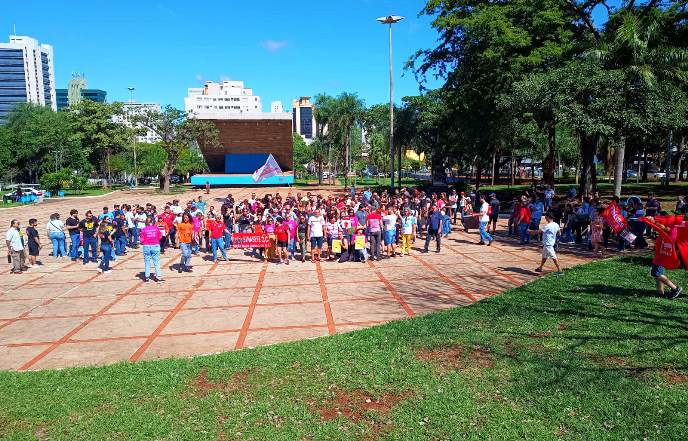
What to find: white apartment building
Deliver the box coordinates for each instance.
[0,35,56,122]
[185,80,262,118]
[114,102,162,144]
[270,100,284,113]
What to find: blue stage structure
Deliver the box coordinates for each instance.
[190,174,294,187]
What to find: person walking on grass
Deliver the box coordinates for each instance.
[140,217,164,283]
[176,213,194,273]
[5,219,26,274]
[26,218,41,268]
[535,212,562,274]
[97,217,114,274]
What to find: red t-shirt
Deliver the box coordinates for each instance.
[207,220,226,239]
[520,206,532,225]
[275,225,289,242]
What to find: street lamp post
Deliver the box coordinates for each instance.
[377,15,404,190]
[127,86,138,187]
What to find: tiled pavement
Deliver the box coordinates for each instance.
[0,187,592,371]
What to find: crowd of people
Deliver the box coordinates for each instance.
[3,185,678,290]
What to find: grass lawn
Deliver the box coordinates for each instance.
[1,256,687,440]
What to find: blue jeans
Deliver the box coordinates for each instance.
[130,226,139,247]
[69,233,80,259]
[49,231,66,258]
[211,237,227,261]
[143,245,161,278]
[519,223,530,244]
[115,236,127,255]
[479,221,493,243]
[99,243,112,270]
[288,238,295,257]
[83,236,97,263]
[180,243,192,268]
[223,231,232,249]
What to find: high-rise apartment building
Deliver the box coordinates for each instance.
[0,35,56,122]
[270,100,284,113]
[292,97,316,141]
[184,80,262,118]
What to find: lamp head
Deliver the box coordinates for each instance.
[376,15,405,24]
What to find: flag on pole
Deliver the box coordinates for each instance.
[252,154,282,183]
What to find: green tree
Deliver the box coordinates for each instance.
[292,133,313,177]
[131,106,220,192]
[70,101,134,186]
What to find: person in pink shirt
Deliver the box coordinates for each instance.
[140,217,163,282]
[286,216,298,259]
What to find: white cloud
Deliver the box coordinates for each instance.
[195,74,204,82]
[260,39,288,53]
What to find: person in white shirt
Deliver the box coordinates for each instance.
[478,196,494,246]
[400,208,417,256]
[125,206,136,246]
[382,207,399,257]
[307,211,326,262]
[536,212,562,274]
[46,212,67,258]
[5,219,26,274]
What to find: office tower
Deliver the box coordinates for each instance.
[0,35,56,122]
[291,97,315,140]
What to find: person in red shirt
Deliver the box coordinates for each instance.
[643,216,683,299]
[517,196,532,244]
[207,215,229,262]
[274,217,291,265]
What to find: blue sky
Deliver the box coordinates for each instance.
[3,0,621,111]
[3,0,444,110]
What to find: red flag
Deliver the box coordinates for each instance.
[602,201,627,234]
[640,217,681,269]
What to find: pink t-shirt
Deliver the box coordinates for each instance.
[286,219,297,237]
[192,217,201,232]
[140,225,162,246]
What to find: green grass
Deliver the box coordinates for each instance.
[1,256,687,440]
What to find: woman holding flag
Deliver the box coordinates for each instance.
[640,214,683,300]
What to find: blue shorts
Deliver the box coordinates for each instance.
[384,230,396,245]
[651,264,665,278]
[310,236,324,249]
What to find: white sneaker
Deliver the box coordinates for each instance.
[97,268,103,273]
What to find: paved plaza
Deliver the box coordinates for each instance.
[0,187,589,371]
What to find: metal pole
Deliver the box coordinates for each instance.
[388,23,395,190]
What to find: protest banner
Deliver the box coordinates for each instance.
[331,240,342,253]
[354,235,366,250]
[602,201,627,234]
[231,232,271,248]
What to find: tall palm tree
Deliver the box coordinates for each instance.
[589,7,688,195]
[313,94,336,185]
[330,93,365,186]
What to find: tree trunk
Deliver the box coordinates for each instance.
[578,133,598,196]
[642,149,648,182]
[613,137,625,197]
[159,174,165,190]
[430,150,447,187]
[475,163,482,191]
[543,122,556,186]
[491,151,496,186]
[510,157,515,186]
[676,136,685,183]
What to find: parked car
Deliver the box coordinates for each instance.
[3,187,44,203]
[626,169,638,178]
